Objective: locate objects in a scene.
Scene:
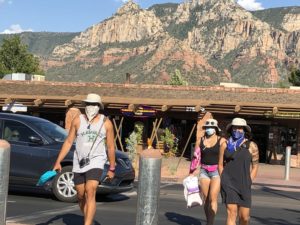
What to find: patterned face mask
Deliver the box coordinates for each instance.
[205,128,215,136]
[231,130,245,140]
[85,105,99,121]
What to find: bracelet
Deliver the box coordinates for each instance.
[109,167,115,172]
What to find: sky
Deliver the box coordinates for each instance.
[0,0,300,34]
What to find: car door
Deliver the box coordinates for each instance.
[2,119,53,186]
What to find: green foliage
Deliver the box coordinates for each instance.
[0,35,44,77]
[125,132,137,161]
[166,6,199,40]
[288,69,300,86]
[160,128,178,155]
[125,122,144,161]
[134,122,144,144]
[149,3,178,18]
[0,32,79,57]
[168,69,188,86]
[251,7,300,31]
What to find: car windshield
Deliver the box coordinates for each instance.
[32,121,67,142]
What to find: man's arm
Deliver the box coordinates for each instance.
[53,117,78,171]
[105,118,116,178]
[250,141,259,181]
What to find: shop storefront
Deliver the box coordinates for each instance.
[1,80,300,167]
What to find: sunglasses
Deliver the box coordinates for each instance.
[205,121,216,126]
[85,102,99,106]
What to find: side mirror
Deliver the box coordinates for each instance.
[29,135,43,145]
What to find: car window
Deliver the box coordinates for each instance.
[32,121,67,142]
[3,120,39,143]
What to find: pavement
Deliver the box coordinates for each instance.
[6,159,300,225]
[159,157,300,192]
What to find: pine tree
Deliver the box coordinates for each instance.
[289,69,300,86]
[168,69,188,86]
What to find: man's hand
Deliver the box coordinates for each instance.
[53,162,62,172]
[106,170,115,179]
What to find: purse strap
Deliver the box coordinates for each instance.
[226,140,249,161]
[87,116,107,158]
[76,115,107,161]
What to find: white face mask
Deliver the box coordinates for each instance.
[205,128,216,136]
[85,105,100,121]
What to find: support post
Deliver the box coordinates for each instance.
[176,123,196,171]
[0,140,10,225]
[285,146,291,180]
[113,117,124,152]
[136,149,162,225]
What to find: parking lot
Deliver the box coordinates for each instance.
[7,182,300,225]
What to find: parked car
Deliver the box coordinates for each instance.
[0,112,135,203]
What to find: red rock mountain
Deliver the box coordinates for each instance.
[40,0,300,86]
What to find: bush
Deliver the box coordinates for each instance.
[125,122,144,161]
[160,128,178,156]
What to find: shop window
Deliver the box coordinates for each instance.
[279,127,298,155]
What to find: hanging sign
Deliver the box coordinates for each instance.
[121,105,156,117]
[2,102,27,113]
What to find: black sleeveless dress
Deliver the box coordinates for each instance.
[221,142,252,208]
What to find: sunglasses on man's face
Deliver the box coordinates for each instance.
[85,102,99,106]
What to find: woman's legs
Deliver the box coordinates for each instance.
[226,204,238,225]
[200,178,211,224]
[207,177,220,225]
[238,206,250,225]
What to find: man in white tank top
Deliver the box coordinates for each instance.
[53,93,116,225]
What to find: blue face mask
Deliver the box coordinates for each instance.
[205,128,215,136]
[231,130,244,140]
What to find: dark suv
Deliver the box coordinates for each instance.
[0,113,135,202]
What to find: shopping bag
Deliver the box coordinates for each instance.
[183,176,203,208]
[189,147,201,173]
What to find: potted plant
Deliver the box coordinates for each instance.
[160,128,178,156]
[125,122,144,162]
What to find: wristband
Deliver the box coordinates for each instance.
[109,167,115,172]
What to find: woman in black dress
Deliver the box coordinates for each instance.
[218,118,259,225]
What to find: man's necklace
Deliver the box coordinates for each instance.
[86,115,98,129]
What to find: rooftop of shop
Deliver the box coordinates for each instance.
[1,80,300,117]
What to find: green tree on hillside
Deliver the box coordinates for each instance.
[168,69,188,86]
[288,68,300,86]
[0,35,44,78]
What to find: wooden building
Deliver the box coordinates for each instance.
[1,80,300,167]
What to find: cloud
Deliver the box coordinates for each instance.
[1,24,33,34]
[0,0,13,6]
[115,0,139,3]
[115,0,129,2]
[237,0,264,11]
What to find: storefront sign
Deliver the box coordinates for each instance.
[121,105,156,117]
[269,133,273,139]
[264,111,300,119]
[2,103,27,113]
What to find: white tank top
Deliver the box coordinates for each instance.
[73,114,107,173]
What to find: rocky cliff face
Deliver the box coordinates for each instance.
[45,0,300,86]
[52,1,164,58]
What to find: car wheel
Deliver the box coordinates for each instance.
[52,166,77,203]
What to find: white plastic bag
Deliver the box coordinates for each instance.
[183,176,203,208]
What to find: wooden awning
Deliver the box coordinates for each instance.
[1,80,300,118]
